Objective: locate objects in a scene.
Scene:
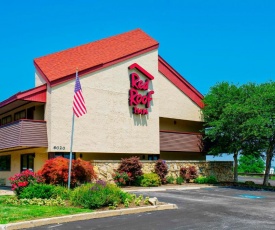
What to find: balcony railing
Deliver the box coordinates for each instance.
[160,130,203,152]
[0,119,48,150]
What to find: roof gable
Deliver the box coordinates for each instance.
[34,29,159,86]
[0,84,47,112]
[158,56,204,108]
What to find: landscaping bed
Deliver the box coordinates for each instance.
[0,187,156,225]
[0,196,92,224]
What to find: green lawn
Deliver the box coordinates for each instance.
[0,196,92,224]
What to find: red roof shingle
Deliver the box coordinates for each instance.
[34,29,159,85]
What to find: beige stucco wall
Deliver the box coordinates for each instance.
[0,148,48,186]
[159,117,203,133]
[158,72,202,121]
[46,50,160,154]
[35,71,47,86]
[80,152,146,161]
[44,86,52,154]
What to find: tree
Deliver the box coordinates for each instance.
[247,82,275,186]
[238,155,265,173]
[203,82,264,182]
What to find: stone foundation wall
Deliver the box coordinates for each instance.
[92,160,233,182]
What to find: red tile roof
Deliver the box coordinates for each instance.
[34,29,159,86]
[0,84,47,108]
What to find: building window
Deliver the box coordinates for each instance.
[0,155,11,171]
[2,115,12,125]
[148,155,159,160]
[21,154,35,172]
[27,107,35,119]
[55,152,76,160]
[14,110,26,121]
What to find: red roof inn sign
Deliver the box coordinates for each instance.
[128,63,154,115]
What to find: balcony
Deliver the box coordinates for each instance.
[0,119,48,151]
[160,131,203,152]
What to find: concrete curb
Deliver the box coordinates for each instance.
[0,203,177,230]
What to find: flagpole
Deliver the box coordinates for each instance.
[68,113,75,189]
[68,69,78,189]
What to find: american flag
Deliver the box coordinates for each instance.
[73,72,87,117]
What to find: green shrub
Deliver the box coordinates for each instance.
[119,190,134,204]
[194,176,207,184]
[244,181,255,185]
[140,173,161,187]
[70,181,129,209]
[52,185,71,200]
[154,159,168,184]
[133,175,143,186]
[176,177,184,185]
[166,176,175,184]
[18,184,71,200]
[194,175,218,184]
[19,184,56,199]
[207,176,218,184]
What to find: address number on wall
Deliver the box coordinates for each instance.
[53,146,65,150]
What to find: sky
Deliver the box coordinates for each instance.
[0,1,274,161]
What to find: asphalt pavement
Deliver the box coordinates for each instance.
[27,186,275,230]
[238,176,275,186]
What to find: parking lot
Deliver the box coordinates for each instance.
[29,187,275,230]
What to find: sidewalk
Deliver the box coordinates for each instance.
[0,186,13,196]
